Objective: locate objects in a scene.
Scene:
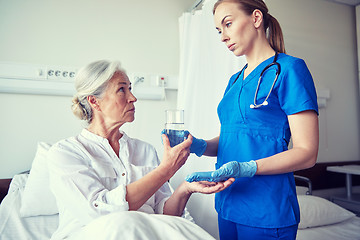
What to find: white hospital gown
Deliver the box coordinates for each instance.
[48,129,177,240]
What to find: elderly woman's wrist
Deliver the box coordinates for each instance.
[157,163,177,179]
[179,181,193,196]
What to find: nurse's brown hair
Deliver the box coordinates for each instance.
[213,0,286,54]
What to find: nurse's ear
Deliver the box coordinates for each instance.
[252,9,264,29]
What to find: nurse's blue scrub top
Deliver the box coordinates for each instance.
[216,53,318,228]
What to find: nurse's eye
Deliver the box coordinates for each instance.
[225,22,232,28]
[118,87,125,93]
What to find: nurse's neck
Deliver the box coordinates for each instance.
[244,46,275,79]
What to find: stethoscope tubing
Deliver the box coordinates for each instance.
[233,52,281,109]
[251,60,281,109]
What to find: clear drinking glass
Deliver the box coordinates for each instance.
[165,109,185,147]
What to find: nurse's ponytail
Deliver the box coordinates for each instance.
[213,0,286,54]
[265,13,286,54]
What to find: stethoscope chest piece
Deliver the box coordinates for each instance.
[250,100,268,109]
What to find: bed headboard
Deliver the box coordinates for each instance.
[0,178,12,204]
[294,161,360,190]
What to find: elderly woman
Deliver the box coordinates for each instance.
[47,60,234,240]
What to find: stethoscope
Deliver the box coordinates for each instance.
[233,52,281,109]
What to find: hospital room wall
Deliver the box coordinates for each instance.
[266,0,360,164]
[0,0,359,179]
[0,0,195,178]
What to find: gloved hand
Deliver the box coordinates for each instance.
[161,130,207,157]
[185,160,257,182]
[184,131,207,157]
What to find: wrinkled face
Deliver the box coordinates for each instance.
[98,71,137,125]
[214,2,256,56]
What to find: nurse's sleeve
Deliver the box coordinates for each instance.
[277,59,319,115]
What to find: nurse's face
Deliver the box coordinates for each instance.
[97,71,137,125]
[214,2,257,57]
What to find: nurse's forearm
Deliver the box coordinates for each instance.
[255,147,317,175]
[203,136,220,157]
[256,110,319,175]
[163,182,191,216]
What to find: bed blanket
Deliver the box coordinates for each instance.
[0,174,215,240]
[67,211,215,240]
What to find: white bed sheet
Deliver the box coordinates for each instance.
[0,174,59,240]
[295,181,360,240]
[296,216,360,240]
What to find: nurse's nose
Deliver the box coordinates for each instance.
[221,31,229,42]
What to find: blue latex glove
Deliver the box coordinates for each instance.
[185,160,257,182]
[161,129,207,157]
[184,131,207,157]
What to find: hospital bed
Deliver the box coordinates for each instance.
[0,143,215,240]
[295,175,360,240]
[1,159,359,240]
[0,173,219,240]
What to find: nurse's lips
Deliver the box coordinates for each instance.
[227,43,235,51]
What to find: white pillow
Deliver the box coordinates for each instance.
[296,186,309,195]
[20,142,58,217]
[298,195,355,229]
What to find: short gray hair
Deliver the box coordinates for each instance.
[71,60,125,123]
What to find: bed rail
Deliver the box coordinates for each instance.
[294,161,360,190]
[294,175,312,195]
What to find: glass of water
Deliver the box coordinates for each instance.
[165,109,185,147]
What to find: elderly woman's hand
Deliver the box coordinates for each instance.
[160,133,193,176]
[183,178,235,195]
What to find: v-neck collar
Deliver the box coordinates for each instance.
[242,54,278,85]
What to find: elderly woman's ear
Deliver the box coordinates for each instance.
[87,95,100,111]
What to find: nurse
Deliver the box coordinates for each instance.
[184,0,319,239]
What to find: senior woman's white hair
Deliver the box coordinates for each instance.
[71,60,125,123]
